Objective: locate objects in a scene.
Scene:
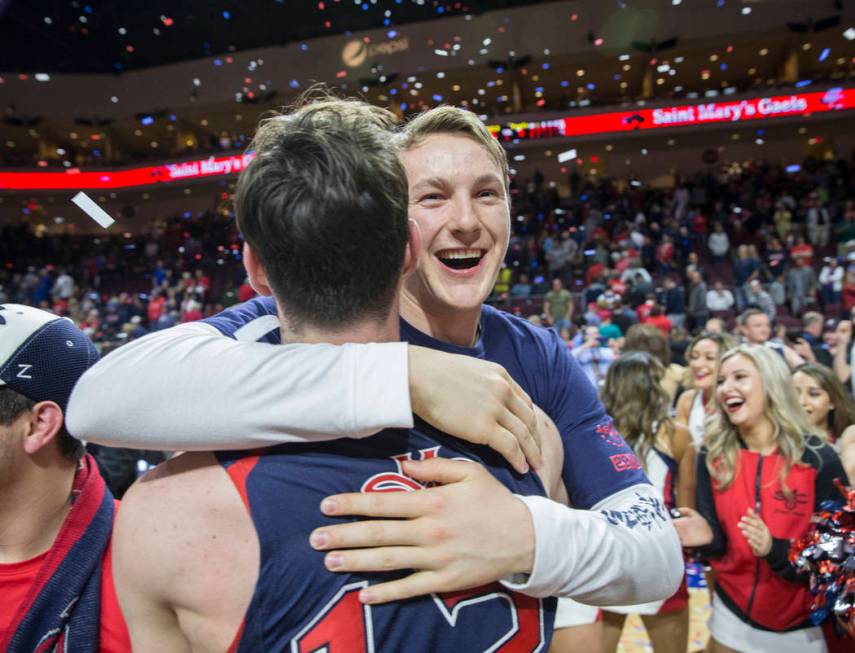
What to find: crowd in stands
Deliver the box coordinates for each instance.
[0,208,252,353]
[3,154,855,367]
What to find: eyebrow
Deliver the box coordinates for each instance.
[410,173,505,195]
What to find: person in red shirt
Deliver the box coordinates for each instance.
[642,304,673,337]
[790,234,814,268]
[146,289,166,324]
[0,304,129,652]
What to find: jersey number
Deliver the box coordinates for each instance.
[292,449,545,652]
[292,582,543,653]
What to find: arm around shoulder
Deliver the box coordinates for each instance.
[66,322,412,450]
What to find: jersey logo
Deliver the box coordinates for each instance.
[772,489,809,512]
[16,364,33,379]
[609,453,643,472]
[360,447,441,493]
[595,420,625,448]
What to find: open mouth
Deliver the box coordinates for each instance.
[724,397,745,413]
[436,248,485,271]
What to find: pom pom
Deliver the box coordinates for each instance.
[791,479,855,638]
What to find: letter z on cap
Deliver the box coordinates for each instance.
[0,304,99,412]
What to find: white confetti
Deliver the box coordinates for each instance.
[71,192,115,229]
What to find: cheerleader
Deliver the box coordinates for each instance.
[599,352,695,653]
[675,345,847,653]
[792,362,855,483]
[676,331,737,450]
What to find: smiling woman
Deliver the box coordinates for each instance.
[673,345,846,653]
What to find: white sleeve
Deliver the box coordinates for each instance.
[500,484,683,605]
[66,322,413,450]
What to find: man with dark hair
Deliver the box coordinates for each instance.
[113,98,564,651]
[0,305,128,652]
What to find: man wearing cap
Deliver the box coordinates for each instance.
[0,304,129,652]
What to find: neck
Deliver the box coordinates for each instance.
[278,303,401,346]
[0,457,76,563]
[398,291,481,347]
[738,417,777,455]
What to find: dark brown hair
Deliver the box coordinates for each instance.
[235,92,409,331]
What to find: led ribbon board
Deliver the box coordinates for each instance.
[487,87,855,142]
[1,87,852,191]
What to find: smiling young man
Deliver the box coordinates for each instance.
[69,103,682,611]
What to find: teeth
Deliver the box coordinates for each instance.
[437,249,482,260]
[725,398,744,407]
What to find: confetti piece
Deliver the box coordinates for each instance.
[71,192,115,228]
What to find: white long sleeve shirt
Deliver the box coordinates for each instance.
[67,317,682,606]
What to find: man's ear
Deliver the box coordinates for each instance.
[22,401,65,456]
[243,242,273,296]
[401,219,422,279]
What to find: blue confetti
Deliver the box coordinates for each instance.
[819,47,830,62]
[289,79,300,88]
[222,10,231,20]
[433,93,443,101]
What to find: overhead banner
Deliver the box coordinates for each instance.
[488,87,854,142]
[0,153,255,192]
[1,87,852,192]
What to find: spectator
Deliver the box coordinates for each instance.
[544,277,574,331]
[767,273,787,310]
[599,311,623,341]
[800,311,833,368]
[662,277,686,330]
[790,234,814,268]
[818,257,843,307]
[686,270,709,332]
[612,298,639,336]
[510,273,532,298]
[706,280,735,313]
[572,325,615,389]
[738,308,805,369]
[707,222,730,262]
[643,305,673,337]
[786,257,817,316]
[844,270,855,314]
[805,192,831,248]
[745,279,776,322]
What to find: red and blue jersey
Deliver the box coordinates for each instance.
[217,421,556,652]
[202,297,650,510]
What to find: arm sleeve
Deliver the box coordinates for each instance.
[66,322,413,450]
[541,331,651,509]
[813,444,848,507]
[693,449,728,559]
[500,484,684,604]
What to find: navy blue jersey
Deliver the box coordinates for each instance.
[217,422,556,652]
[203,297,650,509]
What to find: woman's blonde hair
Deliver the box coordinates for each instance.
[704,344,817,492]
[602,351,673,471]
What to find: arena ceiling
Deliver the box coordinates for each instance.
[0,0,557,74]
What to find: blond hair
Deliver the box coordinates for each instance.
[704,344,818,493]
[395,106,509,183]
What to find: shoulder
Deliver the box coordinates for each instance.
[801,436,843,472]
[201,295,280,342]
[114,452,257,604]
[482,304,563,353]
[676,388,698,419]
